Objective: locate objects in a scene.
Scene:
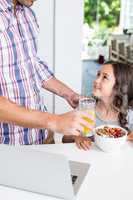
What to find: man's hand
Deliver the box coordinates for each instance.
[66,92,80,109]
[47,110,94,136]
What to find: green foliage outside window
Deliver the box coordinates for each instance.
[84,0,120,28]
[84,0,120,46]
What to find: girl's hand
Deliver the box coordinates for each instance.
[74,135,92,151]
[127,132,133,142]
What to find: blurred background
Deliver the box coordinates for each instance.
[82,0,133,96]
[33,0,133,142]
[33,0,133,113]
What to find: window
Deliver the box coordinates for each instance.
[120,0,133,30]
[82,0,120,60]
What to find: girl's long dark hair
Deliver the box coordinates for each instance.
[105,61,133,130]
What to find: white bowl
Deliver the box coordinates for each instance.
[94,125,128,153]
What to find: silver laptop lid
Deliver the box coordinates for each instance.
[0,145,75,200]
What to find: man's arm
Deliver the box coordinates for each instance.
[0,96,90,136]
[42,77,80,108]
[0,96,51,129]
[35,58,80,108]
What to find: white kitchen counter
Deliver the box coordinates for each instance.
[0,142,133,200]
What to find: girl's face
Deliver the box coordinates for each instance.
[92,64,116,101]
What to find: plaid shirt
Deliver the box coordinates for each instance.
[0,0,53,145]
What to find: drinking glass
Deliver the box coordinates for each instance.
[79,97,96,137]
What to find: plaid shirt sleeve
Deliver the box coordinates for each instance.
[35,57,54,84]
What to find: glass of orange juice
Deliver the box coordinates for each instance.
[79,97,95,137]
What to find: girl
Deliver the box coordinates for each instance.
[62,61,133,150]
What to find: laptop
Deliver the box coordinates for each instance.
[0,145,90,200]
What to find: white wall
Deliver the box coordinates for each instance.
[33,0,54,113]
[33,0,84,114]
[54,0,84,114]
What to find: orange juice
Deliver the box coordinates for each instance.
[82,110,95,136]
[79,97,96,136]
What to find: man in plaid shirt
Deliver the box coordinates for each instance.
[0,0,90,145]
